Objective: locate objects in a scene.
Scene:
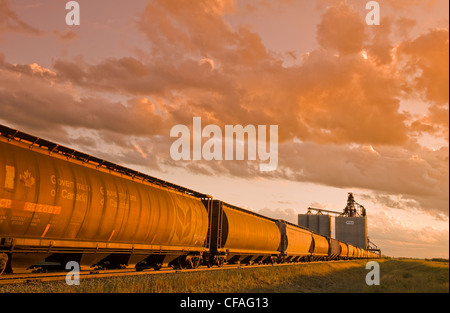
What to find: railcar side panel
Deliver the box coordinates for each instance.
[221,203,280,253]
[339,242,349,259]
[285,224,312,257]
[209,201,280,265]
[328,238,341,260]
[0,140,209,271]
[347,244,357,258]
[311,234,329,258]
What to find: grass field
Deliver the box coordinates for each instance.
[0,258,448,293]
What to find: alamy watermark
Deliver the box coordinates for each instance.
[170,117,279,172]
[65,1,80,26]
[365,261,380,285]
[65,261,80,286]
[63,1,379,27]
[366,1,381,26]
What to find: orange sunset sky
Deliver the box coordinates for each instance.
[0,0,448,258]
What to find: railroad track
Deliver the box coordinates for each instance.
[0,260,347,286]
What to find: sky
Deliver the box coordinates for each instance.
[0,0,448,259]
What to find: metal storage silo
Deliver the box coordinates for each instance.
[335,216,367,249]
[298,214,331,237]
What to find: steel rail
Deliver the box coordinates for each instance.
[0,260,354,286]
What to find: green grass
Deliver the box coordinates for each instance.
[0,259,448,293]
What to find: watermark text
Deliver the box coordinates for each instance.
[170,117,278,172]
[365,261,380,285]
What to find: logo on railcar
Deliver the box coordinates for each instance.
[19,170,35,188]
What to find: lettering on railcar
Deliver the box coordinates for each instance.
[50,175,91,191]
[0,199,12,209]
[24,202,62,215]
[50,175,91,203]
[4,165,15,189]
[11,215,26,225]
[61,189,88,202]
[0,198,61,215]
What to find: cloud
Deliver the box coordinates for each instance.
[0,58,168,137]
[276,141,449,216]
[399,29,449,139]
[0,0,43,36]
[136,0,239,58]
[368,210,449,258]
[316,3,366,55]
[255,207,299,224]
[287,49,408,144]
[400,28,449,104]
[48,1,412,146]
[53,29,79,42]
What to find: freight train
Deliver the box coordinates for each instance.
[0,124,379,275]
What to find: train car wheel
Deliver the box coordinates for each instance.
[0,253,8,275]
[192,258,200,269]
[177,258,186,270]
[185,256,194,269]
[203,254,213,268]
